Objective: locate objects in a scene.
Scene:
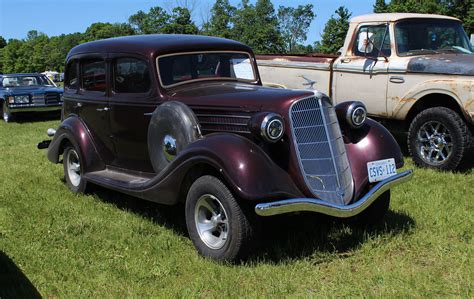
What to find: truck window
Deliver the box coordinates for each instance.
[81,59,106,92]
[353,25,391,57]
[113,58,151,93]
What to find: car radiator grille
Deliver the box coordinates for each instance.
[290,96,353,205]
[45,93,60,104]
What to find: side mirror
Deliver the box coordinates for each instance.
[358,31,374,54]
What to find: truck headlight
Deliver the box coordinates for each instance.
[14,95,30,104]
[346,101,367,128]
[261,113,284,142]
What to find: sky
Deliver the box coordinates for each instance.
[0,0,375,44]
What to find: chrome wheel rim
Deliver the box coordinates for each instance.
[194,194,229,250]
[416,121,453,165]
[3,111,9,122]
[66,149,81,187]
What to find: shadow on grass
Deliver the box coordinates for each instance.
[9,111,60,124]
[87,184,415,264]
[0,251,41,298]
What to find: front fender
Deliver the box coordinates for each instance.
[344,119,404,200]
[174,133,303,201]
[47,115,104,172]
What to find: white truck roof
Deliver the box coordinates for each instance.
[351,13,460,23]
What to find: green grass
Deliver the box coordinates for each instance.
[0,117,472,297]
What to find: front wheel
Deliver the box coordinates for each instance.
[63,145,88,193]
[185,175,256,262]
[1,101,13,123]
[408,107,471,171]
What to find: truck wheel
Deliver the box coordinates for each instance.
[353,191,390,226]
[148,101,201,173]
[185,175,256,262]
[1,101,13,123]
[408,107,470,171]
[63,145,88,193]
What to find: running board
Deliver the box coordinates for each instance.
[84,168,154,190]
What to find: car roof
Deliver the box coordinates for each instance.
[67,34,254,60]
[351,13,460,23]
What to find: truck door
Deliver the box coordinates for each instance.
[333,23,391,117]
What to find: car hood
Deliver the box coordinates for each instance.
[1,86,64,96]
[168,82,315,114]
[407,54,474,76]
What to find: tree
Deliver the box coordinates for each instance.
[373,0,388,13]
[129,7,171,34]
[233,0,284,54]
[315,6,352,54]
[277,4,315,53]
[203,0,236,39]
[82,22,135,42]
[0,36,7,49]
[163,7,199,34]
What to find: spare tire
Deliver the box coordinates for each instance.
[148,101,201,173]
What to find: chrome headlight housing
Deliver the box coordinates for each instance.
[14,95,30,104]
[261,113,284,142]
[346,101,367,128]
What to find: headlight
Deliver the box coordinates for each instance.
[261,113,284,142]
[346,101,367,128]
[14,95,30,104]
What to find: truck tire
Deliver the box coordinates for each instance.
[147,101,201,173]
[408,107,470,171]
[63,145,88,193]
[185,175,257,262]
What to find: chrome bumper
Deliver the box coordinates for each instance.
[9,104,62,113]
[255,170,413,217]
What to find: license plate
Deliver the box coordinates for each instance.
[367,158,397,183]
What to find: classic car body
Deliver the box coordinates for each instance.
[0,73,63,122]
[41,34,412,261]
[257,13,474,171]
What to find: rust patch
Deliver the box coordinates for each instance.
[464,99,474,111]
[399,97,416,103]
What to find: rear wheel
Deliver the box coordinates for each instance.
[63,146,88,193]
[408,107,470,171]
[185,175,256,262]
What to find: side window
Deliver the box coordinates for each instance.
[81,59,106,92]
[113,58,150,93]
[65,60,78,90]
[353,25,391,57]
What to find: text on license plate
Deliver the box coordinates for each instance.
[367,158,397,183]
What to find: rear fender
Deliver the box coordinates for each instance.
[344,119,404,200]
[47,115,104,172]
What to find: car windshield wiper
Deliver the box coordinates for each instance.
[404,49,440,56]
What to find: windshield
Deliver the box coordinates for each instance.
[0,75,54,88]
[157,52,257,88]
[395,19,473,56]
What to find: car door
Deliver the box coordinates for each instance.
[72,56,115,164]
[108,55,158,173]
[332,23,392,117]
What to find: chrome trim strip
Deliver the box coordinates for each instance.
[195,114,251,119]
[255,170,413,217]
[9,105,62,113]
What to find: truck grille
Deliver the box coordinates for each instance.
[45,93,60,104]
[290,96,353,205]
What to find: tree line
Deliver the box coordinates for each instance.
[0,0,472,74]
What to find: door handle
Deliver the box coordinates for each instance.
[341,58,351,63]
[144,112,153,116]
[390,76,405,84]
[74,102,82,108]
[96,107,110,112]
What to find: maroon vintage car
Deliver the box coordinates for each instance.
[39,34,412,261]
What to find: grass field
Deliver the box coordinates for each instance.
[0,116,473,297]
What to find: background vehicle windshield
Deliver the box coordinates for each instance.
[0,75,54,88]
[158,52,256,87]
[395,19,473,56]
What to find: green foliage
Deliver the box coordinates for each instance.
[81,22,135,43]
[128,6,197,35]
[0,119,473,297]
[373,0,389,13]
[277,4,315,53]
[203,0,236,39]
[315,6,352,54]
[163,7,198,34]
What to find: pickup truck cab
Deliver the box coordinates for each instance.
[258,13,474,171]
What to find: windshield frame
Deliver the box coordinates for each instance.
[0,74,56,88]
[394,18,473,57]
[156,50,259,89]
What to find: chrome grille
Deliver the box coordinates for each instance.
[196,113,251,134]
[290,96,353,205]
[45,93,60,104]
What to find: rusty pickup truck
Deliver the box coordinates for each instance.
[258,13,474,171]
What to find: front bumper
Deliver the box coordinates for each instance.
[9,104,62,113]
[255,170,413,217]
